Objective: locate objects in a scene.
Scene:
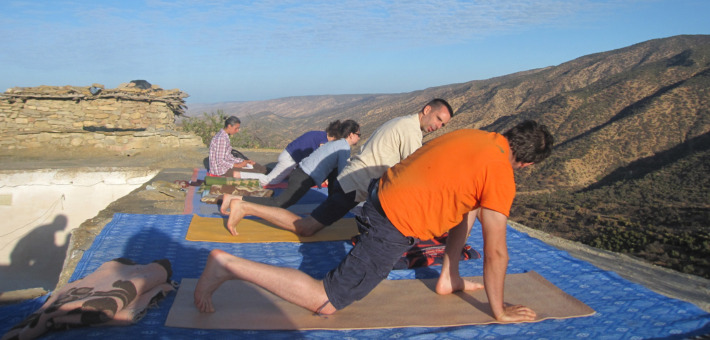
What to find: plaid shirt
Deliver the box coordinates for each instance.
[209,129,243,176]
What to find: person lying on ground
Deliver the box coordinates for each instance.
[234,120,343,186]
[208,116,256,177]
[220,98,453,236]
[194,120,554,322]
[220,120,360,212]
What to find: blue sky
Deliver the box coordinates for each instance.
[1,0,708,104]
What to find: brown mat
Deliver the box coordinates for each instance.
[165,271,594,330]
[185,214,359,243]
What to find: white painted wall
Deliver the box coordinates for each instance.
[0,168,159,291]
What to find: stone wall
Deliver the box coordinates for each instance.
[0,83,204,151]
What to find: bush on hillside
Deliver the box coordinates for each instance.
[182,110,276,149]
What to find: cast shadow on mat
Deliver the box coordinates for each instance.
[118,226,210,288]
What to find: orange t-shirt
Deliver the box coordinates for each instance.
[378,129,516,240]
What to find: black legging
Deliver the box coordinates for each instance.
[242,167,337,208]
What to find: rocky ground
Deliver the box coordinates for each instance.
[0,146,708,312]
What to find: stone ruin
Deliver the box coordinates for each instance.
[0,81,204,152]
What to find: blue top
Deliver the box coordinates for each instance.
[285,131,329,163]
[299,138,351,185]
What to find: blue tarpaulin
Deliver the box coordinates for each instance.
[2,212,709,339]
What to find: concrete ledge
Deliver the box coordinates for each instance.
[0,168,160,187]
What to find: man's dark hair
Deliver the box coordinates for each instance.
[422,98,454,118]
[325,120,342,139]
[224,116,241,128]
[339,120,360,138]
[503,120,554,164]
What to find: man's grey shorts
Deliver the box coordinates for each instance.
[322,179,417,310]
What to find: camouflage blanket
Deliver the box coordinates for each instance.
[200,184,273,204]
[203,177,261,187]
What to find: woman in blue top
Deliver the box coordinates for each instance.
[237,120,343,186]
[224,120,360,209]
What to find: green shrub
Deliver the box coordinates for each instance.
[182,110,276,149]
[182,110,227,146]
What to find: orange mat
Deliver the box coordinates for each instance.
[185,214,359,243]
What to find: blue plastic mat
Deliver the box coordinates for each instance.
[2,213,709,339]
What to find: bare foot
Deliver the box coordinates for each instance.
[226,200,247,236]
[194,249,235,313]
[220,194,235,215]
[435,274,484,295]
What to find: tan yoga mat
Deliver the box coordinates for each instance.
[185,214,359,243]
[165,271,594,330]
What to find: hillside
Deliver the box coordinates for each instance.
[184,34,710,278]
[511,130,710,278]
[187,94,377,119]
[188,35,710,191]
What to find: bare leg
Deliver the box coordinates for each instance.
[220,194,243,215]
[293,215,327,237]
[436,209,484,295]
[225,200,327,237]
[194,249,335,314]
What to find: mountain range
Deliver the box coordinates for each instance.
[185,34,710,278]
[187,34,710,191]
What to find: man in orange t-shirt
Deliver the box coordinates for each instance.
[379,128,518,240]
[193,120,554,323]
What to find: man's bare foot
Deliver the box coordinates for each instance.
[435,274,484,295]
[226,200,247,236]
[219,194,239,214]
[220,194,233,215]
[220,195,244,215]
[194,249,236,313]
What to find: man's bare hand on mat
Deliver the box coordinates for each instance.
[495,304,537,322]
[435,274,484,295]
